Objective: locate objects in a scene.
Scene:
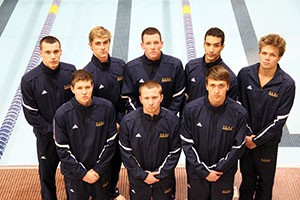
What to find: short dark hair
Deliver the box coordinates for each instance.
[204,27,225,45]
[39,35,61,50]
[139,80,163,96]
[141,27,162,42]
[71,70,94,87]
[206,65,230,85]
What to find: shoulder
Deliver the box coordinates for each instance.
[83,61,95,72]
[122,108,141,123]
[127,56,143,68]
[185,58,204,73]
[160,108,179,123]
[226,98,248,116]
[279,67,295,86]
[93,97,115,109]
[161,54,183,66]
[184,97,205,111]
[22,66,43,82]
[55,100,74,117]
[111,57,126,66]
[59,62,76,71]
[238,64,257,76]
[219,62,237,78]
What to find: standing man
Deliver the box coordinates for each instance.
[122,27,185,114]
[83,26,126,200]
[238,34,295,200]
[119,81,181,200]
[54,70,117,199]
[21,36,76,200]
[185,27,237,102]
[181,65,249,200]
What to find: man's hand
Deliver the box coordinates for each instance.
[205,170,223,182]
[144,171,160,185]
[114,194,126,200]
[116,123,120,133]
[82,169,100,184]
[245,134,257,149]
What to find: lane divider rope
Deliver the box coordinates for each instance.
[0,0,61,159]
[182,0,197,61]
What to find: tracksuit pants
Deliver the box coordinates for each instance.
[36,134,60,200]
[109,143,122,198]
[187,168,236,200]
[64,176,111,200]
[239,145,278,200]
[129,177,175,200]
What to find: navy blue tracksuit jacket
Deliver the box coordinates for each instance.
[54,97,117,180]
[21,62,75,136]
[119,107,181,185]
[181,96,248,178]
[237,63,295,146]
[185,56,238,102]
[122,53,185,114]
[84,55,126,119]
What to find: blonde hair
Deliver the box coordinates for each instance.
[259,34,286,57]
[89,26,111,43]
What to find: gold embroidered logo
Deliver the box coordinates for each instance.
[102,181,109,188]
[161,77,172,82]
[268,91,279,98]
[261,158,271,163]
[164,187,172,194]
[96,121,105,127]
[64,84,71,90]
[117,76,123,81]
[160,133,169,138]
[222,125,233,131]
[221,189,232,194]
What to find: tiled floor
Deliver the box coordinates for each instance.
[0,167,299,200]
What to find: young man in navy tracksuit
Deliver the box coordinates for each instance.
[238,34,295,200]
[83,26,126,200]
[181,65,250,200]
[54,70,117,200]
[184,27,237,103]
[121,27,185,115]
[119,80,181,200]
[21,36,76,200]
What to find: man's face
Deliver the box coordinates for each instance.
[89,37,110,62]
[71,80,94,106]
[40,41,62,70]
[141,33,164,61]
[203,35,224,63]
[206,78,229,107]
[259,45,281,71]
[139,87,163,116]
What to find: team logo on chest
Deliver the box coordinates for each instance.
[268,91,279,98]
[64,84,71,90]
[161,77,172,82]
[96,121,105,127]
[117,76,123,81]
[222,125,234,131]
[160,132,170,138]
[221,189,232,194]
